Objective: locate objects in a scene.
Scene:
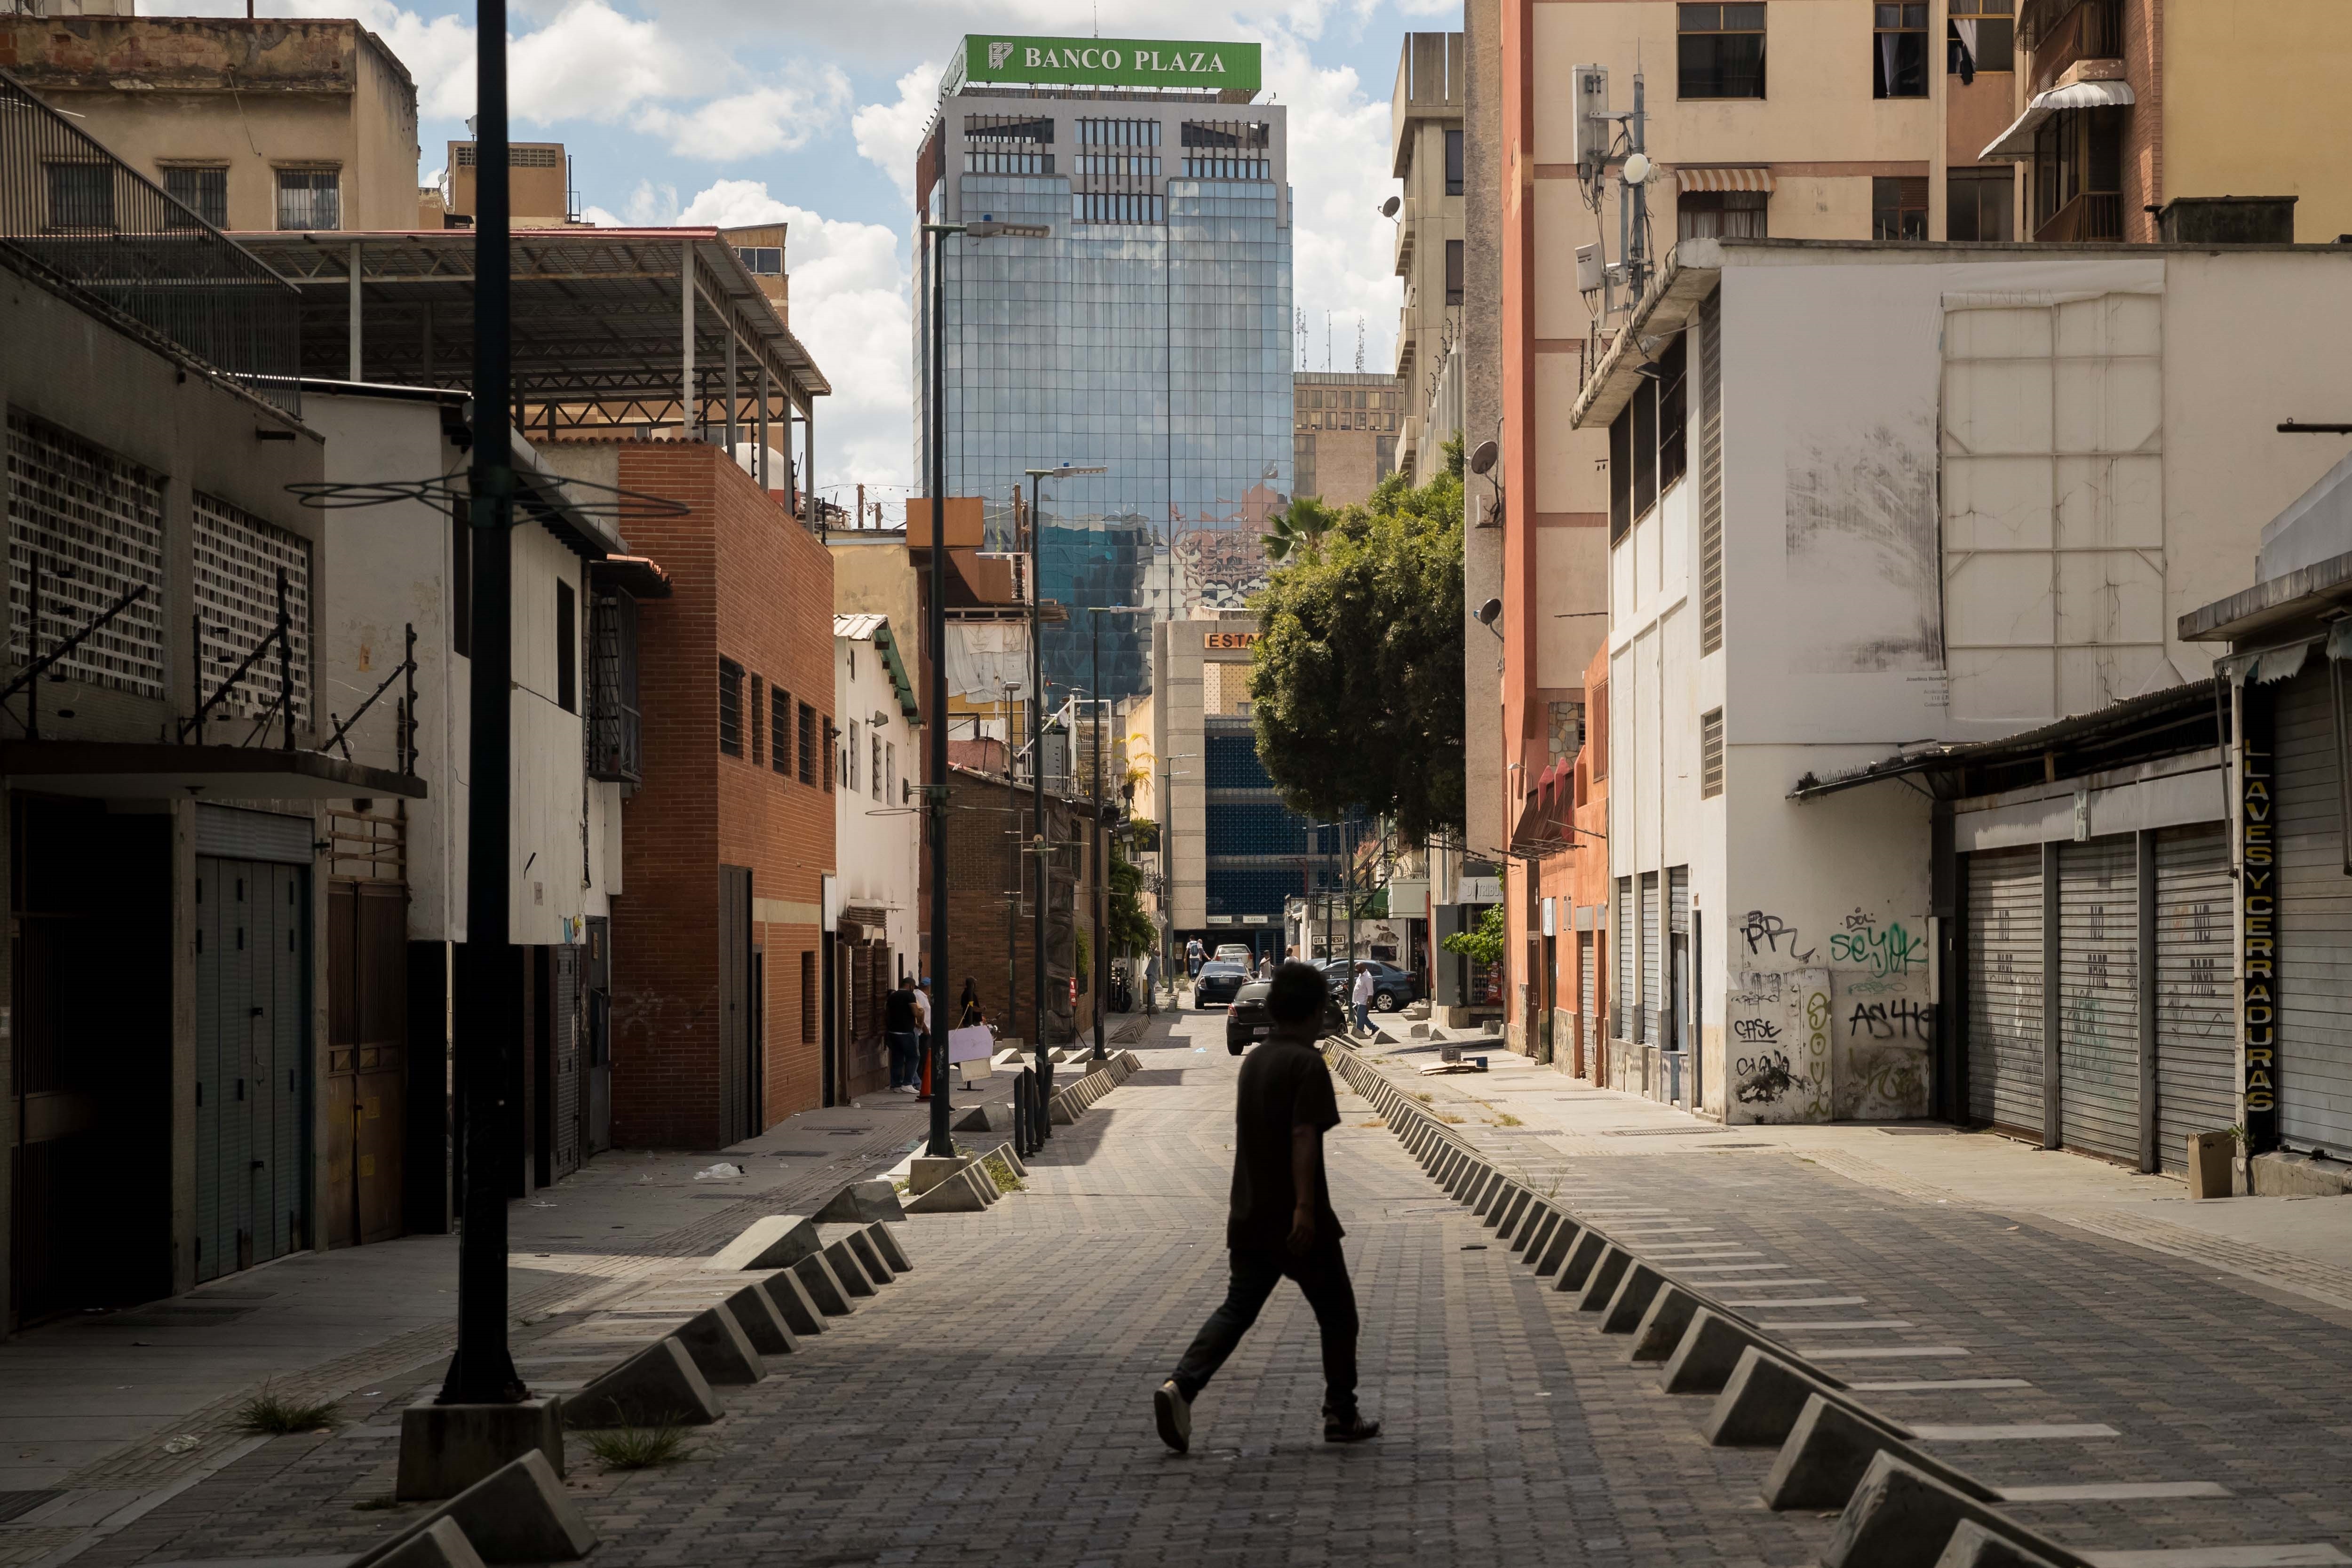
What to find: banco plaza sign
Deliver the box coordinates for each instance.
[960,35,1262,93]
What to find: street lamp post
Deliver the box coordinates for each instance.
[920,216,1046,1159]
[1083,605,1149,1059]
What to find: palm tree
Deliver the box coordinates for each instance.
[1265,494,1336,562]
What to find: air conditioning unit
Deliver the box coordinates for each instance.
[977,551,1033,604]
[1575,244,1604,294]
[1572,65,1611,178]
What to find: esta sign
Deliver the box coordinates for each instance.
[1204,632,1259,650]
[962,35,1263,92]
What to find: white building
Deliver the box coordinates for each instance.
[1580,237,2352,1130]
[832,614,921,966]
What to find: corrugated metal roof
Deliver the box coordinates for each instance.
[834,613,887,640]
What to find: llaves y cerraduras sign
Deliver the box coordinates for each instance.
[961,36,1263,92]
[2239,692,2279,1153]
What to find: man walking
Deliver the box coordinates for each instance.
[884,976,922,1095]
[1350,962,1375,1039]
[1155,960,1378,1452]
[1186,937,1204,980]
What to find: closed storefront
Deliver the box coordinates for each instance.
[1578,930,1597,1076]
[1966,845,2045,1137]
[195,849,312,1281]
[2056,836,2138,1165]
[2270,669,2352,1154]
[2153,824,2234,1170]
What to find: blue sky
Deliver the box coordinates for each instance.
[201,0,1445,502]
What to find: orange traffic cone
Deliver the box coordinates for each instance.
[917,1049,932,1101]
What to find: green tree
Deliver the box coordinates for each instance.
[1107,843,1156,955]
[1442,905,1506,965]
[1247,440,1466,844]
[1263,493,1339,562]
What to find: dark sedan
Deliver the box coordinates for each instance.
[1227,979,1346,1053]
[1193,960,1250,1007]
[1320,959,1421,1012]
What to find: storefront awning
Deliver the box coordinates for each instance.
[1980,79,2137,161]
[1676,166,1775,194]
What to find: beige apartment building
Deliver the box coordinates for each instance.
[1293,372,1402,508]
[0,10,420,232]
[1391,31,1464,484]
[439,140,577,229]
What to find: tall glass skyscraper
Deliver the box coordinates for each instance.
[914,39,1293,702]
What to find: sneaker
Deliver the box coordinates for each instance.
[1153,1379,1191,1454]
[1323,1410,1381,1443]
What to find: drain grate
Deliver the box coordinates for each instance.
[1878,1125,1959,1136]
[0,1492,60,1524]
[1599,1127,1732,1137]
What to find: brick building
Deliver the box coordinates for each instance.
[942,764,1099,1049]
[546,440,835,1146]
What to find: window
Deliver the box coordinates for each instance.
[886,741,896,803]
[1608,408,1633,541]
[872,732,884,802]
[1656,336,1687,492]
[1700,708,1725,797]
[450,508,472,658]
[749,675,764,764]
[1947,168,2014,241]
[275,168,341,230]
[1295,432,1317,497]
[719,657,744,756]
[1074,192,1165,224]
[1445,239,1464,307]
[1613,876,1632,1037]
[844,720,859,793]
[800,950,817,1043]
[586,589,641,783]
[1678,5,1766,99]
[1609,335,1687,538]
[771,685,792,775]
[1873,4,1929,99]
[797,702,818,785]
[1947,0,2014,80]
[45,162,112,231]
[1590,679,1608,781]
[1697,288,1725,655]
[555,580,577,713]
[1677,190,1769,240]
[1632,362,1657,518]
[163,166,228,229]
[823,720,836,792]
[1445,127,1464,196]
[2032,107,2122,236]
[735,246,781,275]
[1873,175,1930,240]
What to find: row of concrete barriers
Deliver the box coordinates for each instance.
[1327,1048,2108,1568]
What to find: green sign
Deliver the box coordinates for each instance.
[960,35,1262,92]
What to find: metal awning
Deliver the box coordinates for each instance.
[1677,166,1774,194]
[0,742,426,801]
[230,229,828,434]
[1981,79,2137,161]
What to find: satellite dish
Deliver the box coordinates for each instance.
[1469,439,1499,476]
[1622,152,1652,187]
[1476,597,1503,627]
[1379,195,1400,218]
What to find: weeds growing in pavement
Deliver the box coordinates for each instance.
[235,1386,338,1435]
[1359,1119,1387,1129]
[1437,1113,1465,1125]
[585,1422,697,1471]
[1490,1112,1525,1127]
[984,1154,1025,1192]
[352,1496,402,1512]
[1411,1091,1435,1104]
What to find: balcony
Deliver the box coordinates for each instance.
[1393,211,1417,279]
[2024,0,2123,92]
[2034,190,2122,243]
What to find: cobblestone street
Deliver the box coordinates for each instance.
[11,1009,2352,1566]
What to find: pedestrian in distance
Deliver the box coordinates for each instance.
[884,976,922,1094]
[1186,937,1204,979]
[1350,962,1374,1039]
[958,978,985,1028]
[1155,959,1379,1453]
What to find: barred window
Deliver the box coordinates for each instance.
[749,673,764,764]
[44,162,112,231]
[163,166,228,230]
[275,168,341,231]
[719,657,744,756]
[7,409,167,699]
[771,685,792,775]
[797,701,818,785]
[800,949,817,1042]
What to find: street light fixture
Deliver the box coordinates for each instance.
[919,217,1045,1160]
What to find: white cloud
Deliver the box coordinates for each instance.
[634,71,853,158]
[673,181,914,495]
[1255,30,1402,376]
[851,61,943,210]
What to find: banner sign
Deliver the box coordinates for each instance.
[961,35,1263,92]
[1204,631,1259,650]
[2240,692,2279,1152]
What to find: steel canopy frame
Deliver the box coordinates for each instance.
[230,229,827,438]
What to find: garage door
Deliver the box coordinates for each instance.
[1966,846,2044,1136]
[2057,836,2139,1165]
[2272,670,2352,1153]
[2153,824,2234,1172]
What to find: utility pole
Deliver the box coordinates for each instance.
[1091,613,1106,1059]
[919,221,960,1160]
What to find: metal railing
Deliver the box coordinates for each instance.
[0,67,302,415]
[2025,0,2123,88]
[2035,190,2122,243]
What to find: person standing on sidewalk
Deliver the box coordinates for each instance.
[884,977,922,1094]
[1155,960,1379,1452]
[958,979,985,1028]
[1350,963,1375,1039]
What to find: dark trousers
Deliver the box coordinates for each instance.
[886,1030,921,1087]
[1170,1242,1359,1414]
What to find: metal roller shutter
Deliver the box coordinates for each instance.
[1640,873,1660,1044]
[1614,878,1633,1039]
[2272,671,2352,1153]
[2154,823,2234,1172]
[1579,931,1597,1068]
[1966,846,2044,1134]
[2058,836,2139,1165]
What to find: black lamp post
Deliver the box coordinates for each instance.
[1083,605,1148,1059]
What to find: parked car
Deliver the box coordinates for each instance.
[1213,942,1253,965]
[1319,959,1420,1012]
[1193,960,1250,1007]
[1227,978,1346,1053]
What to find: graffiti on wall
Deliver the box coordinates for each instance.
[1725,967,1832,1125]
[1724,908,1934,1124]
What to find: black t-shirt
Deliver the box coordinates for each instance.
[884,987,918,1033]
[1226,1036,1343,1252]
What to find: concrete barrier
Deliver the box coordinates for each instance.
[710,1214,824,1272]
[905,1164,991,1213]
[1931,1520,2074,1568]
[1627,1284,1706,1363]
[1762,1394,1998,1513]
[823,1239,881,1297]
[1574,1247,1633,1312]
[361,1517,486,1568]
[1532,1220,1579,1276]
[722,1282,800,1356]
[1660,1308,1780,1394]
[1554,1230,1609,1291]
[1599,1262,1667,1333]
[356,1451,597,1566]
[1511,1204,1556,1253]
[865,1221,912,1273]
[1478,1181,1524,1225]
[791,1252,858,1316]
[841,1228,894,1285]
[675,1304,765,1385]
[1703,1346,1865,1445]
[1821,1455,2089,1568]
[758,1269,827,1337]
[813,1181,906,1225]
[562,1338,720,1428]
